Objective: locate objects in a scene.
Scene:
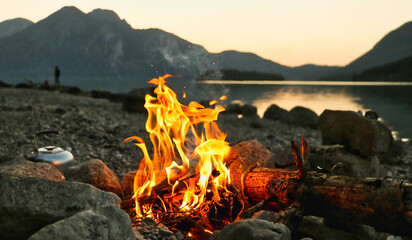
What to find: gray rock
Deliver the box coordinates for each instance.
[159,227,173,237]
[210,219,291,240]
[65,159,122,195]
[29,206,134,240]
[0,159,66,181]
[263,104,287,121]
[252,210,281,222]
[175,231,184,240]
[299,216,392,240]
[380,140,404,164]
[319,110,393,157]
[0,176,120,240]
[309,145,386,178]
[283,106,318,128]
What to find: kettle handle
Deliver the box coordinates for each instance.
[34,131,64,150]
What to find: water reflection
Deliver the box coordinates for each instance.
[196,82,412,139]
[252,87,364,117]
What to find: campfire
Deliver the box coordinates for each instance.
[122,74,245,236]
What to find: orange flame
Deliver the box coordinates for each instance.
[125,74,231,218]
[209,95,227,106]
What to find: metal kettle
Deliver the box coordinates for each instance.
[28,130,74,173]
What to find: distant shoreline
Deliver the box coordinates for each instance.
[197,80,412,86]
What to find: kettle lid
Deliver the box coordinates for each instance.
[38,146,64,154]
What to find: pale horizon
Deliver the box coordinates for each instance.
[1,0,411,67]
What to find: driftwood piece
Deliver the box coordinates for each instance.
[303,171,411,236]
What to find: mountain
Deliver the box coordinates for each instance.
[196,69,285,81]
[0,7,215,91]
[211,51,340,80]
[353,55,412,82]
[324,21,412,79]
[0,18,33,39]
[0,6,338,92]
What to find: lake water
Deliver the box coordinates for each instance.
[194,81,412,140]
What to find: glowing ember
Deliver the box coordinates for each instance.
[124,74,231,218]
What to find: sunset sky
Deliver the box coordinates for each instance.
[1,0,411,67]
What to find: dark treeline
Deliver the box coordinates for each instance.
[353,55,412,82]
[196,69,284,81]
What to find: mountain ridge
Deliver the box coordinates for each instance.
[5,6,410,91]
[325,21,412,79]
[0,17,34,39]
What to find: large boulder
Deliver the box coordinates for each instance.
[210,219,291,240]
[283,106,318,128]
[319,110,393,157]
[65,159,122,195]
[29,206,135,240]
[0,159,65,181]
[0,176,120,240]
[309,145,386,178]
[263,104,287,121]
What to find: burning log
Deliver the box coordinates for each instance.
[234,167,412,235]
[228,161,412,236]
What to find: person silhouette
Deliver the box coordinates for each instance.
[54,65,60,86]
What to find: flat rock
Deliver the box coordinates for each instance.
[319,110,393,157]
[65,159,122,195]
[309,145,386,178]
[29,206,135,240]
[263,104,288,121]
[0,176,120,240]
[0,159,65,181]
[210,219,291,240]
[283,106,318,128]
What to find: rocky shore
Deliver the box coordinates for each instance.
[0,87,322,177]
[1,87,411,180]
[1,85,412,239]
